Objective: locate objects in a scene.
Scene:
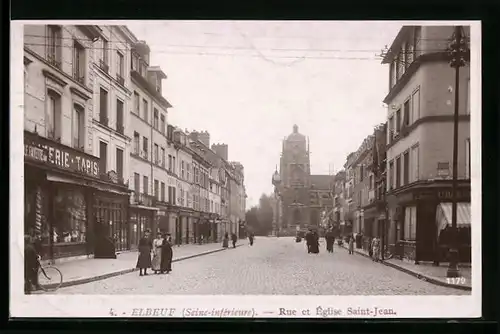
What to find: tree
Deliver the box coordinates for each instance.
[245,193,275,236]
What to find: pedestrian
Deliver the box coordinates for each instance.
[248,232,254,246]
[136,231,152,276]
[231,233,237,248]
[368,237,374,258]
[348,234,354,255]
[24,234,40,294]
[222,232,229,248]
[372,236,381,262]
[160,233,173,274]
[325,228,335,253]
[151,232,164,274]
[305,229,313,253]
[310,230,320,254]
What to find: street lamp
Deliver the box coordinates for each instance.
[446,26,469,278]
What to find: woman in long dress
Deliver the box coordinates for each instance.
[160,233,173,274]
[348,235,354,254]
[222,232,229,248]
[372,237,381,262]
[151,232,164,274]
[136,231,152,276]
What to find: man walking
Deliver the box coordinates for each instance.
[325,228,335,253]
[231,233,237,248]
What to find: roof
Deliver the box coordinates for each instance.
[381,26,412,64]
[310,175,333,190]
[148,66,167,79]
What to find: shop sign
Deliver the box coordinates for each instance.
[24,132,100,178]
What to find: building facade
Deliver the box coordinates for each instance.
[23,24,130,261]
[382,25,471,262]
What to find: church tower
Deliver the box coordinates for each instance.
[279,124,311,232]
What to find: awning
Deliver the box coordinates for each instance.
[436,202,471,234]
[47,173,88,187]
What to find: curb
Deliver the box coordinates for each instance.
[339,245,472,291]
[47,244,243,290]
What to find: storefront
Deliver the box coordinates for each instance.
[24,131,130,261]
[129,207,157,249]
[390,180,471,263]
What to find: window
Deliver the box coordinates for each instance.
[134,173,140,194]
[133,132,140,154]
[395,108,401,132]
[102,39,109,66]
[161,148,165,167]
[389,160,394,190]
[395,156,401,188]
[143,176,148,195]
[47,25,61,68]
[131,52,138,71]
[397,51,404,80]
[168,155,172,172]
[99,141,107,174]
[154,144,159,164]
[116,51,124,78]
[53,187,87,244]
[143,136,148,159]
[47,90,61,140]
[161,182,165,202]
[403,43,409,70]
[143,99,149,123]
[153,109,159,130]
[172,157,176,174]
[116,99,124,134]
[114,148,123,181]
[160,114,165,134]
[369,174,374,190]
[412,89,420,122]
[187,163,191,182]
[403,151,409,185]
[404,206,417,240]
[73,40,85,84]
[465,138,470,179]
[99,88,108,126]
[359,165,364,182]
[388,116,394,141]
[411,145,419,182]
[134,92,140,115]
[72,104,84,149]
[154,180,159,200]
[389,62,396,89]
[413,26,422,58]
[466,78,470,115]
[181,161,185,179]
[403,99,410,126]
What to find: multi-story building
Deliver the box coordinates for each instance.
[332,170,347,236]
[309,175,335,229]
[212,143,231,234]
[343,153,356,234]
[382,25,471,262]
[128,37,172,249]
[23,24,130,261]
[92,26,135,252]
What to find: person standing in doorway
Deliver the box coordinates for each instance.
[231,233,237,248]
[160,233,173,274]
[136,231,152,276]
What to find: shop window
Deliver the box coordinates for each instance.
[24,183,51,248]
[53,186,87,244]
[404,206,417,240]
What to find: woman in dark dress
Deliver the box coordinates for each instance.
[325,228,334,253]
[160,233,173,274]
[222,232,229,248]
[136,231,152,276]
[310,230,320,254]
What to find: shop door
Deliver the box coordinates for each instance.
[175,218,182,245]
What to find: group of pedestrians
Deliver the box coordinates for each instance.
[136,230,173,276]
[305,229,320,254]
[222,232,238,248]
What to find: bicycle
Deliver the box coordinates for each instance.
[36,258,63,292]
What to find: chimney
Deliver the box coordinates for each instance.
[211,143,228,161]
[198,131,210,147]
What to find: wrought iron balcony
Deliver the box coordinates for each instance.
[131,191,156,207]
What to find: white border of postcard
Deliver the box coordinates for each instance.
[10,20,481,318]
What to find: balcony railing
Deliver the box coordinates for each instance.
[116,74,125,86]
[46,54,61,69]
[99,59,109,73]
[99,116,109,127]
[131,191,156,207]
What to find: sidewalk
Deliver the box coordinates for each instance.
[47,242,241,289]
[339,243,472,291]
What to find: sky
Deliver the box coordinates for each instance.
[126,21,403,208]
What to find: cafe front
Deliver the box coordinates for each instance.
[24,130,130,261]
[389,179,471,263]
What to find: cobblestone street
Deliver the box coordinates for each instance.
[53,237,469,295]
